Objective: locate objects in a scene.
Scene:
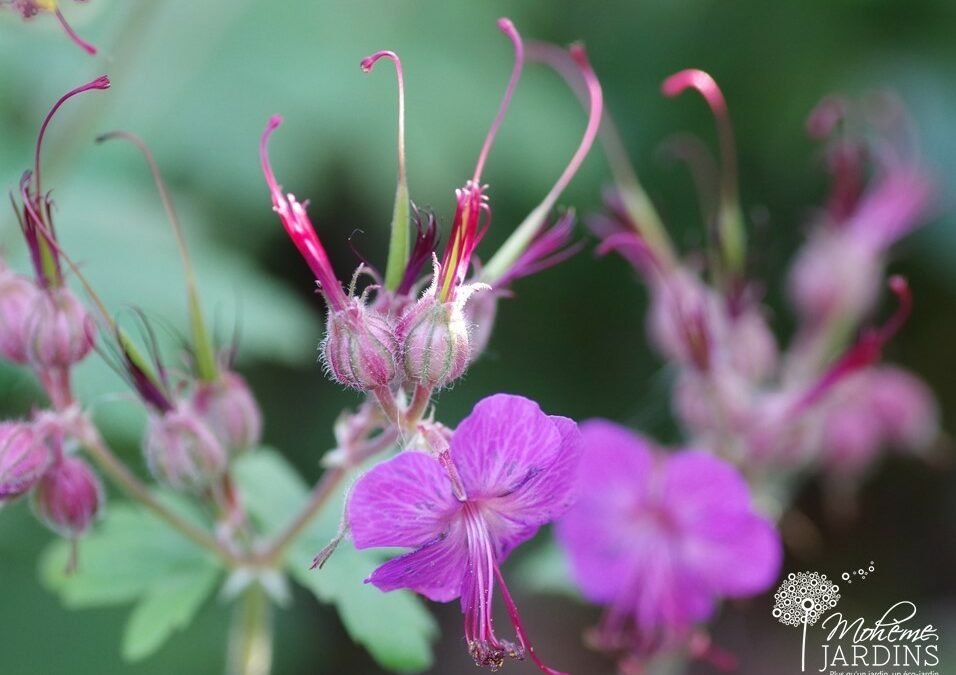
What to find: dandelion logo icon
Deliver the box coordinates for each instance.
[773,572,841,672]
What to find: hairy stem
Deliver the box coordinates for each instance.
[227,583,274,675]
[77,422,243,567]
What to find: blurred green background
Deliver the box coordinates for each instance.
[1,0,954,673]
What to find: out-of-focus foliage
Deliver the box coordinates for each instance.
[233,449,439,673]
[0,0,954,674]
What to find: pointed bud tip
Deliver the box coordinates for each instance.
[568,42,588,66]
[888,274,909,297]
[360,50,397,73]
[661,69,723,111]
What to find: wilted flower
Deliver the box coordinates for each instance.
[348,394,581,674]
[556,420,781,658]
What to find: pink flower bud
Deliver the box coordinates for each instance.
[869,366,938,450]
[26,287,96,369]
[396,295,471,389]
[322,302,399,391]
[788,232,881,324]
[32,456,102,538]
[728,309,779,382]
[647,269,723,370]
[191,371,263,454]
[144,405,227,493]
[0,269,41,364]
[0,421,50,502]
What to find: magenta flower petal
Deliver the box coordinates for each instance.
[555,420,655,603]
[556,420,782,655]
[366,528,468,602]
[451,394,563,501]
[663,452,781,594]
[346,389,580,674]
[349,451,460,549]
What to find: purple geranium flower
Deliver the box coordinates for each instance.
[555,420,781,660]
[348,393,582,674]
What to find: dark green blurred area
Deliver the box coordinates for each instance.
[1,0,954,673]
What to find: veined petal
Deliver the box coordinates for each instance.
[348,450,460,549]
[366,526,468,602]
[450,394,562,502]
[485,415,582,536]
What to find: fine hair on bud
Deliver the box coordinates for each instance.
[0,421,51,502]
[26,287,96,369]
[322,301,399,391]
[32,456,102,538]
[396,294,472,389]
[191,371,263,454]
[144,404,228,493]
[0,268,42,364]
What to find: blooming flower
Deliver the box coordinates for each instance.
[348,394,582,674]
[555,420,781,658]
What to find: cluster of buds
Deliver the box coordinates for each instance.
[260,19,602,426]
[0,416,101,542]
[3,78,108,408]
[525,52,942,670]
[0,80,109,546]
[0,78,266,566]
[2,0,98,54]
[586,70,938,480]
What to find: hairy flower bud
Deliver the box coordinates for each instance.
[144,405,228,493]
[192,372,263,454]
[322,302,399,391]
[26,287,96,369]
[33,456,102,538]
[0,422,50,502]
[0,269,41,364]
[397,295,471,389]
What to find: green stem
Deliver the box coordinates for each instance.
[256,465,348,567]
[227,584,274,675]
[77,423,243,567]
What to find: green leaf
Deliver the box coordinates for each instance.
[122,565,220,661]
[233,449,438,673]
[40,500,216,608]
[39,496,222,660]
